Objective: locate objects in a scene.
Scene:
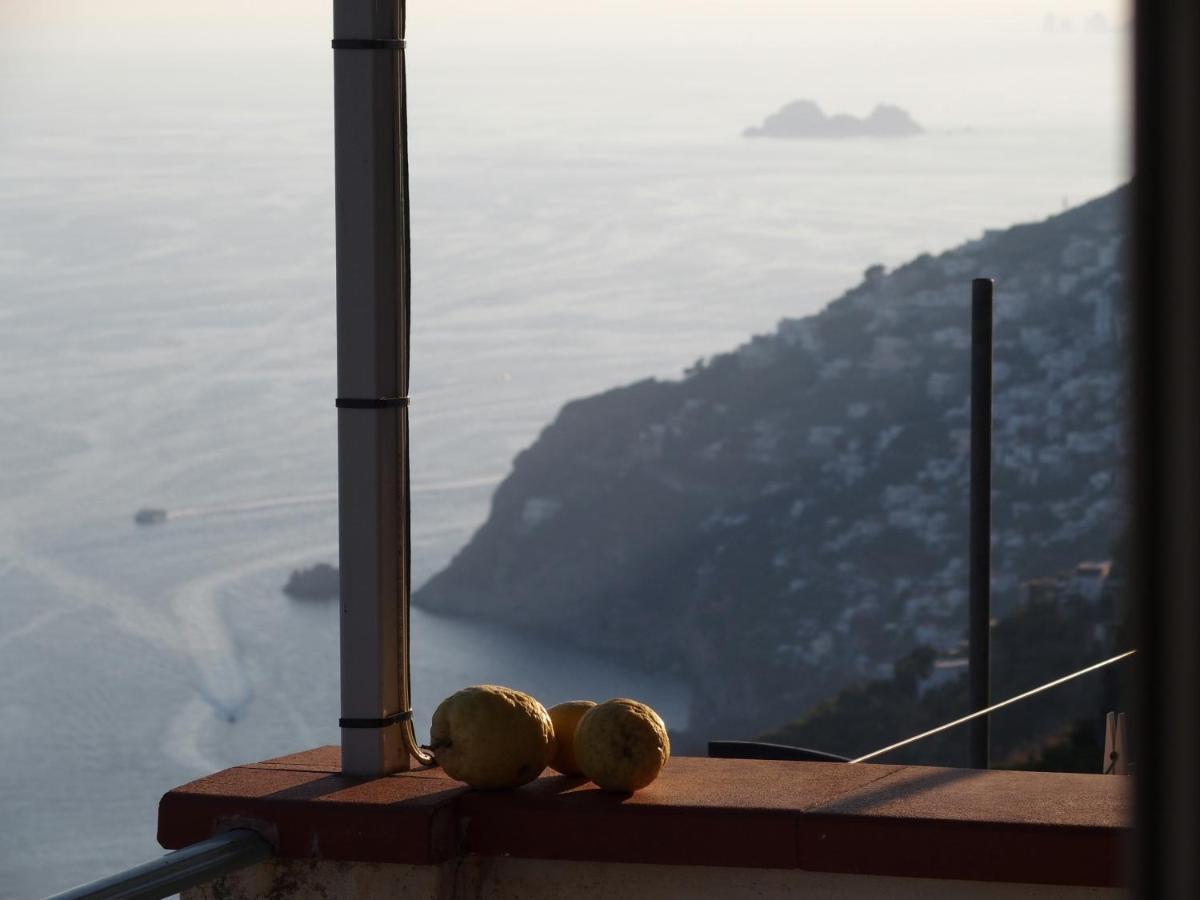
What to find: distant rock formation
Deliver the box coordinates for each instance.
[743,100,923,139]
[283,563,339,600]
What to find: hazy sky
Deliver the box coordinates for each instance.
[4,1,1129,42]
[5,0,1125,20]
[1,0,1131,131]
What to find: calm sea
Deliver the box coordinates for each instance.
[0,27,1125,897]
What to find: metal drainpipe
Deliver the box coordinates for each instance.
[333,0,430,777]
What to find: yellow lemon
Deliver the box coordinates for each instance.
[429,685,555,790]
[547,700,596,775]
[575,698,670,793]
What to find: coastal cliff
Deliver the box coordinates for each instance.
[416,189,1127,741]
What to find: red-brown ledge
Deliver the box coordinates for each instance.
[157,747,1129,887]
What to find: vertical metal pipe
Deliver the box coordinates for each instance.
[968,277,994,770]
[333,0,410,778]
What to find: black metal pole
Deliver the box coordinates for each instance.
[968,277,993,770]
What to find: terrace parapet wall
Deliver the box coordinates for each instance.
[159,747,1129,899]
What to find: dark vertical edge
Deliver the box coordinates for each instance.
[968,277,994,770]
[1132,1,1200,898]
[1130,4,1164,893]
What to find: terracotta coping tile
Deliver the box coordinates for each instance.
[456,758,903,870]
[157,747,1129,886]
[797,765,1130,886]
[158,764,464,865]
[252,746,343,772]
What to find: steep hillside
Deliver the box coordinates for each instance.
[416,189,1127,742]
[758,561,1127,769]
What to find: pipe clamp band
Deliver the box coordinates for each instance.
[331,39,406,50]
[335,397,410,409]
[339,710,413,729]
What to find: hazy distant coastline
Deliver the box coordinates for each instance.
[744,100,923,139]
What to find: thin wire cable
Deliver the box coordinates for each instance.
[849,649,1137,764]
[395,2,433,768]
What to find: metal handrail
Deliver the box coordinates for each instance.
[44,830,272,900]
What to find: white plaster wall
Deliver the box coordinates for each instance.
[185,857,1129,900]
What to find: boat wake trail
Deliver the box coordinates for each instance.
[156,473,502,522]
[167,491,337,521]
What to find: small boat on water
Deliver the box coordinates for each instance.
[134,508,167,525]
